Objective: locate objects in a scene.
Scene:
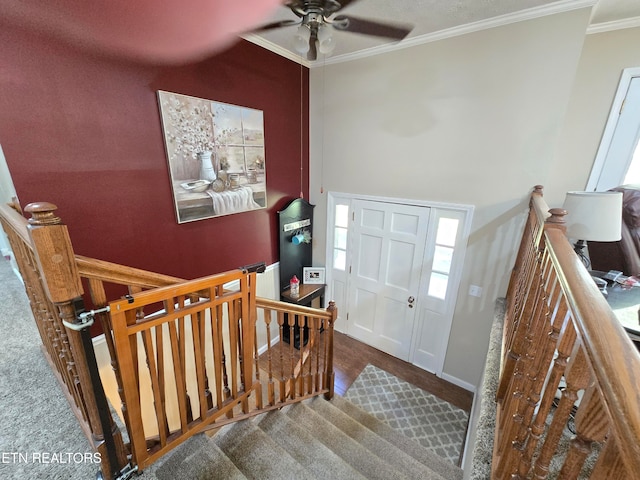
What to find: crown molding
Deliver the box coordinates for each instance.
[587,16,640,35]
[243,0,597,68]
[242,33,311,68]
[318,0,597,66]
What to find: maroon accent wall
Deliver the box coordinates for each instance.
[0,23,309,280]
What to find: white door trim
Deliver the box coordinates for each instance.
[586,67,640,191]
[325,191,474,377]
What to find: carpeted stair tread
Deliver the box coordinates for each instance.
[213,418,316,480]
[288,401,444,480]
[257,409,368,480]
[328,394,464,480]
[148,433,246,480]
[301,398,452,480]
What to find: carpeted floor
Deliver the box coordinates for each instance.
[344,364,469,466]
[0,257,100,480]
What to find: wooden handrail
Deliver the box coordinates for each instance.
[545,227,640,469]
[494,186,640,478]
[76,255,185,289]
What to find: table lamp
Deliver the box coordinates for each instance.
[562,191,623,269]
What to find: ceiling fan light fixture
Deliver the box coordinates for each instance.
[317,25,336,55]
[293,25,311,53]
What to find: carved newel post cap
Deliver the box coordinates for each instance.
[533,185,544,195]
[546,208,567,225]
[25,202,61,226]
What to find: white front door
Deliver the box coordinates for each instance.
[346,199,430,361]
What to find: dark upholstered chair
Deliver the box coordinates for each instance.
[589,185,640,276]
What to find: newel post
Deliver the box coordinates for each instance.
[324,301,338,400]
[545,207,567,233]
[25,202,127,480]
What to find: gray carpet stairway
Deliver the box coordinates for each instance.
[145,395,464,480]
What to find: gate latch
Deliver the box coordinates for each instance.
[63,306,111,332]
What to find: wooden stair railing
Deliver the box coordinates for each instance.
[0,200,337,478]
[0,202,129,480]
[494,186,640,479]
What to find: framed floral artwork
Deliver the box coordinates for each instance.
[157,91,267,223]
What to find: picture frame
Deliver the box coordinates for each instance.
[303,267,326,284]
[156,90,267,223]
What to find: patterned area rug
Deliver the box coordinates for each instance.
[344,364,469,466]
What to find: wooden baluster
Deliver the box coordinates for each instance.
[558,384,608,479]
[228,298,240,400]
[166,300,190,433]
[210,290,225,410]
[497,241,544,405]
[88,278,132,436]
[324,302,337,399]
[298,315,307,396]
[25,202,127,480]
[533,345,591,480]
[238,275,254,414]
[141,327,168,446]
[507,248,558,477]
[314,316,322,393]
[194,292,213,412]
[517,282,569,477]
[277,311,286,403]
[503,186,543,337]
[590,437,628,479]
[191,304,209,421]
[495,246,547,478]
[288,314,296,400]
[504,205,541,358]
[496,255,546,478]
[264,308,275,406]
[246,271,262,410]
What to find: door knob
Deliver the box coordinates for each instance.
[408,296,415,308]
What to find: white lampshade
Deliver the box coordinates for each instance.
[562,191,623,241]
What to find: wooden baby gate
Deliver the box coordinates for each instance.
[0,201,337,479]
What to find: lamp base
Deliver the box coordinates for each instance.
[573,239,590,269]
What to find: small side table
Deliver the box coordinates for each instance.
[280,284,326,348]
[281,284,326,307]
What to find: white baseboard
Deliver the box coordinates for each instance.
[441,372,477,394]
[258,334,280,356]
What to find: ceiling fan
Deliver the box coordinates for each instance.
[255,0,413,60]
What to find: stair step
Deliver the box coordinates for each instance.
[213,418,316,480]
[257,409,368,480]
[327,395,464,480]
[288,401,443,480]
[303,397,453,480]
[148,433,246,480]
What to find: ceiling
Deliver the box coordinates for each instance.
[243,0,640,66]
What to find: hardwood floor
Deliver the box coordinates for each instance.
[332,331,474,412]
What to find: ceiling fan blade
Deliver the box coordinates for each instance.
[333,15,412,40]
[253,19,300,32]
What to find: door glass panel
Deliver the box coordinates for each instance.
[335,227,348,249]
[428,272,448,299]
[435,218,459,246]
[336,204,349,228]
[334,249,346,270]
[432,245,453,274]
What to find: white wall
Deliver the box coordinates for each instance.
[549,26,640,202]
[309,8,593,387]
[0,144,18,261]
